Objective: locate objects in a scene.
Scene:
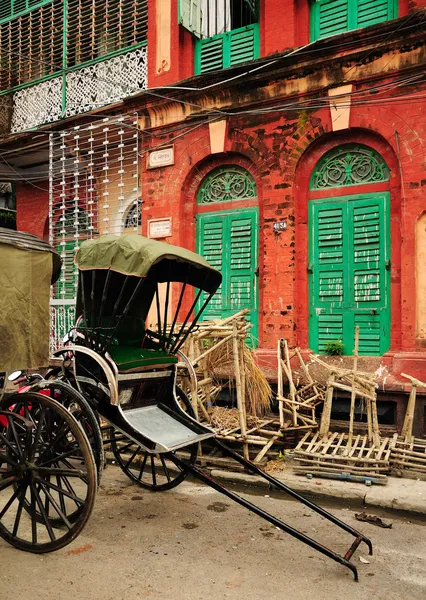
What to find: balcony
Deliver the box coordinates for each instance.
[0,0,148,134]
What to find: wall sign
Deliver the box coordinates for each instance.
[147,146,174,169]
[273,221,287,233]
[148,217,172,239]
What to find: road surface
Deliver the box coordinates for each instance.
[1,466,425,600]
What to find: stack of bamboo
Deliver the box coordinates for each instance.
[277,339,325,432]
[178,310,276,462]
[391,373,426,474]
[293,328,393,483]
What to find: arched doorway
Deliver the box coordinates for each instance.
[308,144,391,355]
[196,165,259,340]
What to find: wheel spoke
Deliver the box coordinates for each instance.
[59,474,82,509]
[37,480,72,530]
[124,447,139,471]
[159,455,171,483]
[35,475,85,505]
[57,475,67,515]
[0,475,17,491]
[12,481,28,536]
[30,484,37,544]
[36,467,88,478]
[138,453,148,481]
[0,484,21,519]
[38,447,83,468]
[151,455,157,487]
[30,408,46,461]
[32,482,56,542]
[0,431,21,460]
[119,441,136,454]
[6,415,24,459]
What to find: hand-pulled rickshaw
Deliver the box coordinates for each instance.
[1,232,373,580]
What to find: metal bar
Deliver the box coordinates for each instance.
[163,279,170,340]
[62,0,68,116]
[90,270,96,329]
[173,292,214,354]
[213,438,373,556]
[169,287,203,354]
[103,276,130,348]
[97,270,112,329]
[155,282,162,339]
[79,270,87,327]
[169,453,359,581]
[168,280,187,351]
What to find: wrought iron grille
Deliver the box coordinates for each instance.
[310,145,390,190]
[198,166,257,204]
[49,115,141,348]
[124,199,142,230]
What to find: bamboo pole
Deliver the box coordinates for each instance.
[319,373,335,440]
[277,339,284,427]
[347,326,360,449]
[283,339,298,426]
[232,324,248,460]
[401,383,417,442]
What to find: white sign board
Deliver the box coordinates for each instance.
[147,146,174,169]
[148,217,172,239]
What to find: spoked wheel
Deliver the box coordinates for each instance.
[0,392,96,553]
[111,389,198,491]
[29,379,104,484]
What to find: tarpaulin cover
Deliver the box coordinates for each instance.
[0,229,61,371]
[75,234,222,294]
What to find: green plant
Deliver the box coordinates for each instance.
[0,209,16,230]
[324,339,344,356]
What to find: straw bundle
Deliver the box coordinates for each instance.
[208,406,263,431]
[203,339,272,417]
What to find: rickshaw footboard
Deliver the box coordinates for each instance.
[169,438,373,581]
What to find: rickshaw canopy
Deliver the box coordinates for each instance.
[0,228,61,371]
[75,234,222,294]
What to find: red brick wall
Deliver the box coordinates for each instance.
[16,182,49,240]
[140,85,426,356]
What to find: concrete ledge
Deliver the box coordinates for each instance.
[208,468,426,515]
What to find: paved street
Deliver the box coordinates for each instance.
[1,466,425,600]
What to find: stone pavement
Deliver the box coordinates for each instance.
[209,467,426,515]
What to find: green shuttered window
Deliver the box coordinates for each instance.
[195,24,259,74]
[197,208,259,341]
[309,194,390,355]
[310,0,397,41]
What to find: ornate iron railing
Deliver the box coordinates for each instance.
[0,0,148,132]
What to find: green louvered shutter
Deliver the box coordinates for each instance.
[228,210,258,338]
[356,0,394,28]
[309,194,390,355]
[195,36,224,74]
[311,0,349,40]
[349,195,390,355]
[197,208,259,341]
[229,24,259,66]
[309,202,346,352]
[197,215,225,320]
[195,24,259,74]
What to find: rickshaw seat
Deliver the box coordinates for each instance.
[108,344,178,373]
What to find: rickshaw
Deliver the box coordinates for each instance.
[50,233,373,580]
[0,228,97,553]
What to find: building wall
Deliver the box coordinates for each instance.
[16,184,49,240]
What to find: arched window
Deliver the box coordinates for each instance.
[310,144,389,190]
[198,166,257,205]
[124,199,142,230]
[308,144,391,356]
[196,164,259,340]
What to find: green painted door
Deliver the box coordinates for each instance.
[309,193,390,355]
[197,208,259,341]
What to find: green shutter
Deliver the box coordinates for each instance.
[229,26,258,66]
[356,0,394,28]
[197,208,259,341]
[311,0,396,41]
[179,0,202,38]
[195,24,259,75]
[309,194,390,355]
[195,37,224,74]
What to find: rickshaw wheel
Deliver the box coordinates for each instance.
[29,379,104,485]
[0,392,96,553]
[111,388,198,491]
